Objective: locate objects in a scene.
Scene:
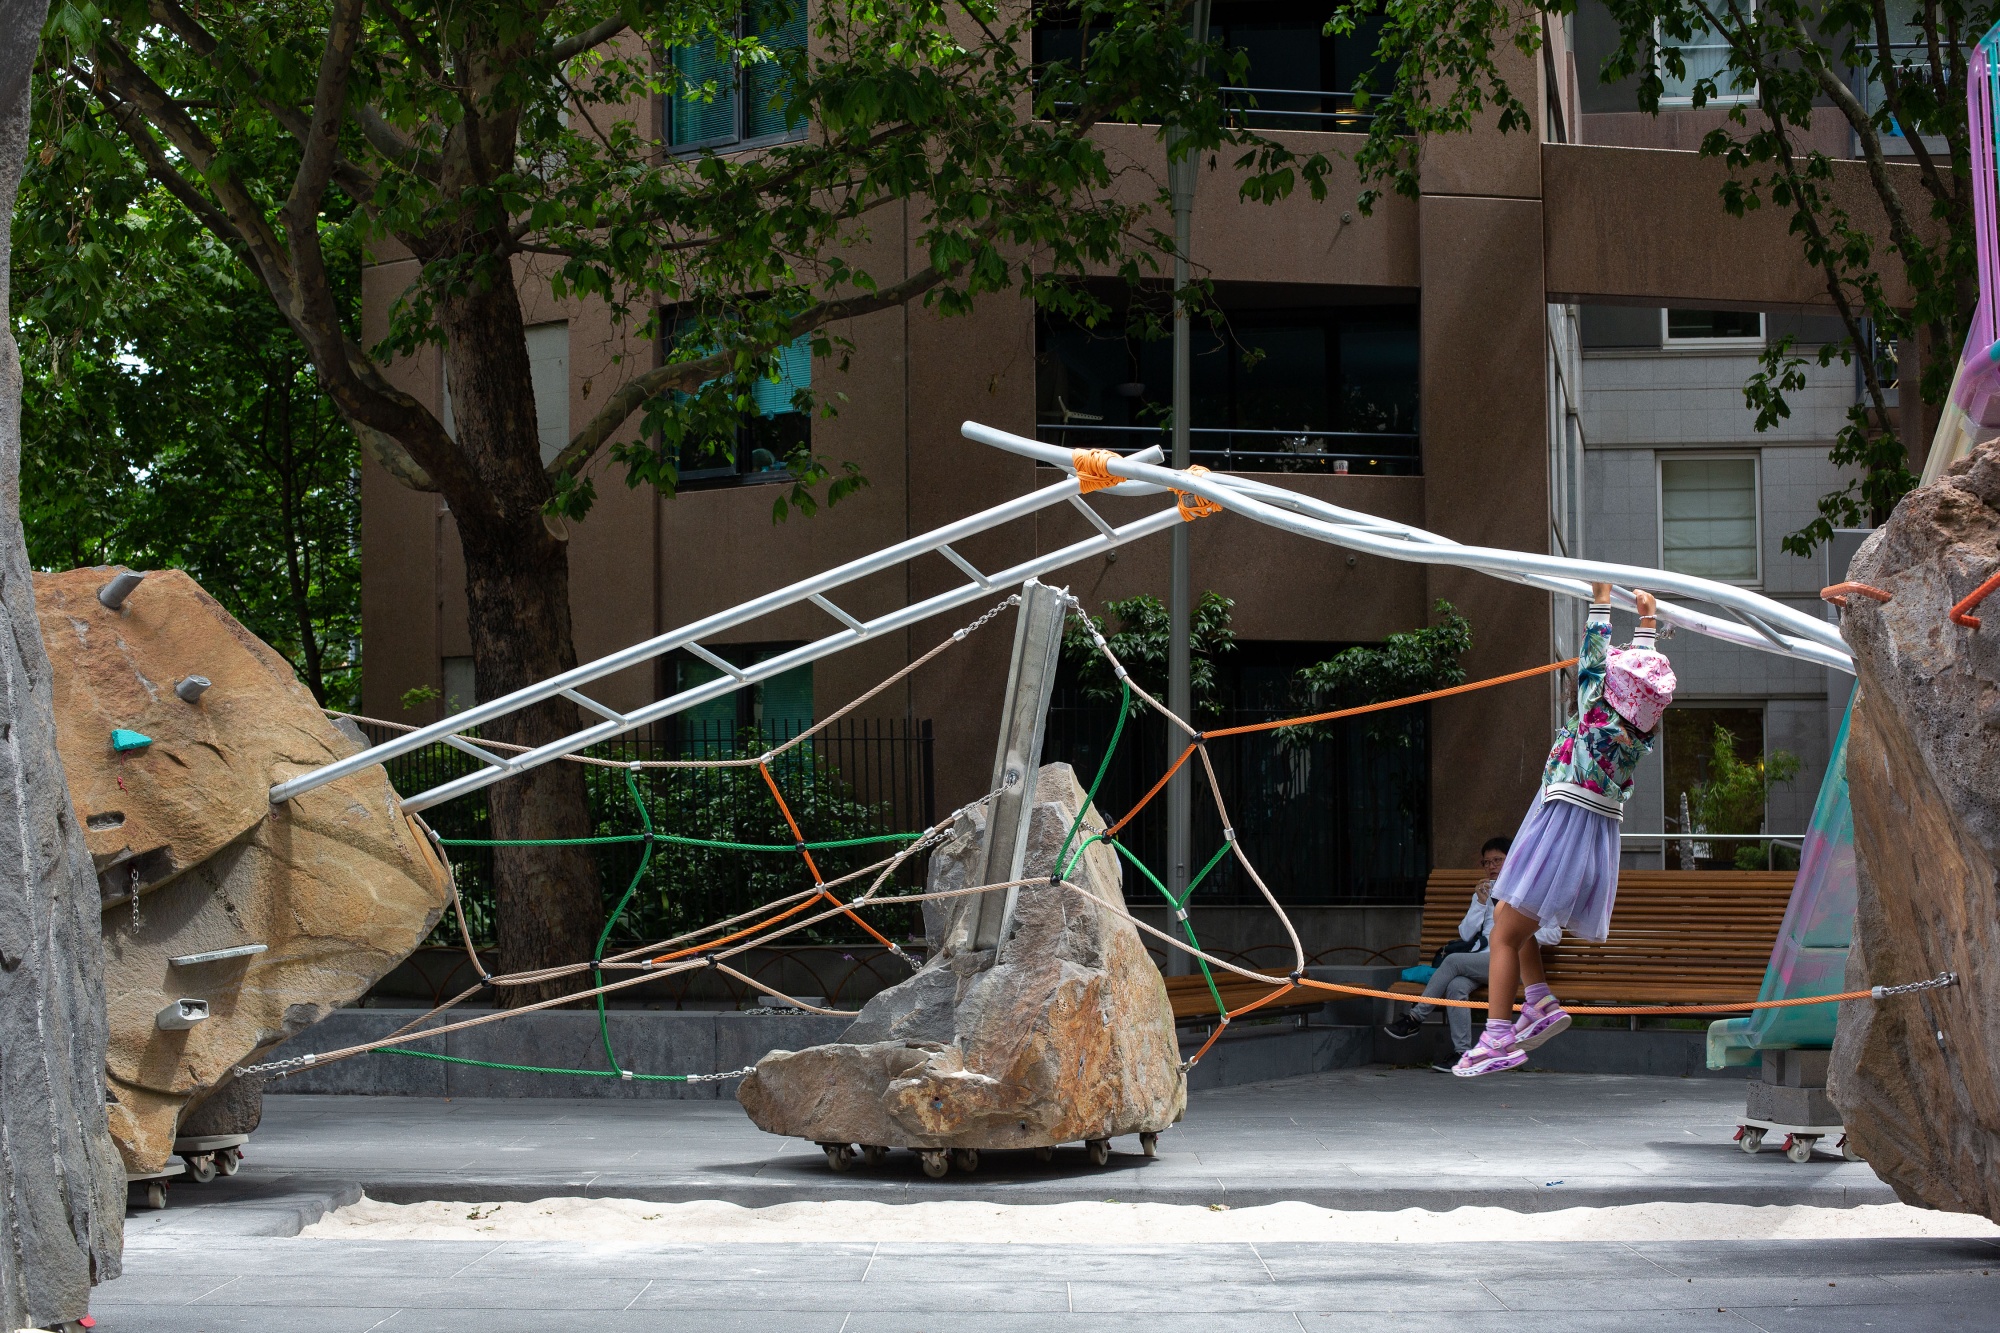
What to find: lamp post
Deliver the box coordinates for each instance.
[1165,0,1212,975]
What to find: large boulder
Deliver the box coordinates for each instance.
[1830,440,2000,1220]
[738,763,1184,1149]
[34,567,453,1172]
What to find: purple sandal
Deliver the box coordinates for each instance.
[1451,1030,1527,1078]
[1514,995,1572,1052]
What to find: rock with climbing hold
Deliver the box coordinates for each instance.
[738,763,1184,1151]
[174,675,210,704]
[1830,437,2000,1223]
[33,566,451,1174]
[110,728,152,752]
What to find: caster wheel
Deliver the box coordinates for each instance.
[215,1147,242,1177]
[1734,1126,1765,1154]
[1033,1146,1054,1164]
[183,1153,217,1184]
[1139,1132,1158,1159]
[1839,1135,1863,1163]
[951,1148,980,1174]
[145,1182,168,1210]
[861,1145,889,1167]
[820,1143,856,1172]
[1087,1139,1110,1166]
[919,1150,949,1179]
[1784,1134,1818,1164]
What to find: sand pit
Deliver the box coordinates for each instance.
[301,1196,2000,1244]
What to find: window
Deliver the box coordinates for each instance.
[671,644,813,755]
[1663,310,1764,347]
[668,325,811,488]
[442,322,570,465]
[667,0,807,151]
[1660,455,1761,584]
[1033,2,1389,131]
[1655,4,1756,106]
[1035,303,1420,474]
[442,656,476,715]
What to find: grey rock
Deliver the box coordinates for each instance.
[177,1072,267,1138]
[0,8,128,1321]
[738,763,1184,1149]
[1828,439,2000,1220]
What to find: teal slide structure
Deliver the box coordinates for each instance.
[1706,694,1858,1068]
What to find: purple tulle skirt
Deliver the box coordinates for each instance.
[1491,795,1622,942]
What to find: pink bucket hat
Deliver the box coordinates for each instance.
[1606,645,1676,734]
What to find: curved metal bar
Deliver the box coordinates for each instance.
[963,422,1854,675]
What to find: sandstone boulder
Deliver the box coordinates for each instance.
[1829,439,2000,1220]
[35,567,452,1172]
[738,763,1184,1150]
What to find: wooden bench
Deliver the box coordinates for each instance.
[1159,867,1796,1020]
[1399,868,1797,1004]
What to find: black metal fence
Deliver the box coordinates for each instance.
[358,717,935,950]
[1043,704,1430,906]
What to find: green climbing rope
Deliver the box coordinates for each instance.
[435,830,921,851]
[378,1046,709,1082]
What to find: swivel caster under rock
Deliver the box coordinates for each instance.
[144,1182,167,1210]
[1839,1134,1864,1162]
[951,1148,980,1174]
[860,1144,889,1167]
[183,1153,217,1184]
[1783,1133,1820,1163]
[919,1150,950,1179]
[819,1143,857,1172]
[1087,1139,1110,1166]
[1734,1125,1766,1154]
[215,1146,243,1176]
[1139,1132,1158,1158]
[1033,1146,1054,1164]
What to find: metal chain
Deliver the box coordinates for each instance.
[951,593,1021,643]
[129,865,141,933]
[686,1065,757,1083]
[1871,970,1959,999]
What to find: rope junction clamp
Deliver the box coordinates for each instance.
[1174,465,1223,522]
[1870,970,1958,1000]
[1072,449,1125,494]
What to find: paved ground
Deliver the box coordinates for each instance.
[95,1069,1992,1332]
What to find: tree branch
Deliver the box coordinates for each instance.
[548,16,630,63]
[548,256,978,478]
[1865,0,1947,205]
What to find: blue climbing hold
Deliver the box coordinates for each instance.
[110,729,153,752]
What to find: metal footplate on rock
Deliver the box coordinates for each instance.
[173,1132,249,1183]
[815,1133,1160,1176]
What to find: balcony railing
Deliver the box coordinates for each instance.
[1033,422,1420,475]
[1221,85,1377,132]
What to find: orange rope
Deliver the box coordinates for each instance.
[755,760,901,952]
[1950,570,2000,628]
[1072,449,1124,494]
[1174,464,1223,521]
[1104,742,1199,840]
[1291,976,1879,1015]
[1204,657,1577,740]
[1822,581,1894,610]
[646,893,827,965]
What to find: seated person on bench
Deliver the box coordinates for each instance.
[1383,837,1560,1058]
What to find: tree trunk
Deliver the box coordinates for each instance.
[437,275,603,1004]
[0,2,128,1318]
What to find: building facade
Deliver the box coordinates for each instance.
[359,3,1925,959]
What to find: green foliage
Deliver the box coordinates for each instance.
[1687,722,1801,868]
[400,685,442,711]
[12,91,362,706]
[1286,599,1471,743]
[39,0,1335,524]
[1327,0,1987,550]
[1061,591,1237,719]
[426,732,906,949]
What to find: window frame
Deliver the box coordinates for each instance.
[660,314,812,490]
[1654,3,1758,108]
[1657,451,1764,589]
[1660,308,1766,350]
[665,5,808,155]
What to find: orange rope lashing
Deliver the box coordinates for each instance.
[1072,449,1124,494]
[1175,464,1223,522]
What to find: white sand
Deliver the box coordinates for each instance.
[301,1196,2000,1244]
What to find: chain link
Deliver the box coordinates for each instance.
[686,1065,757,1083]
[1871,970,1959,999]
[951,593,1021,642]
